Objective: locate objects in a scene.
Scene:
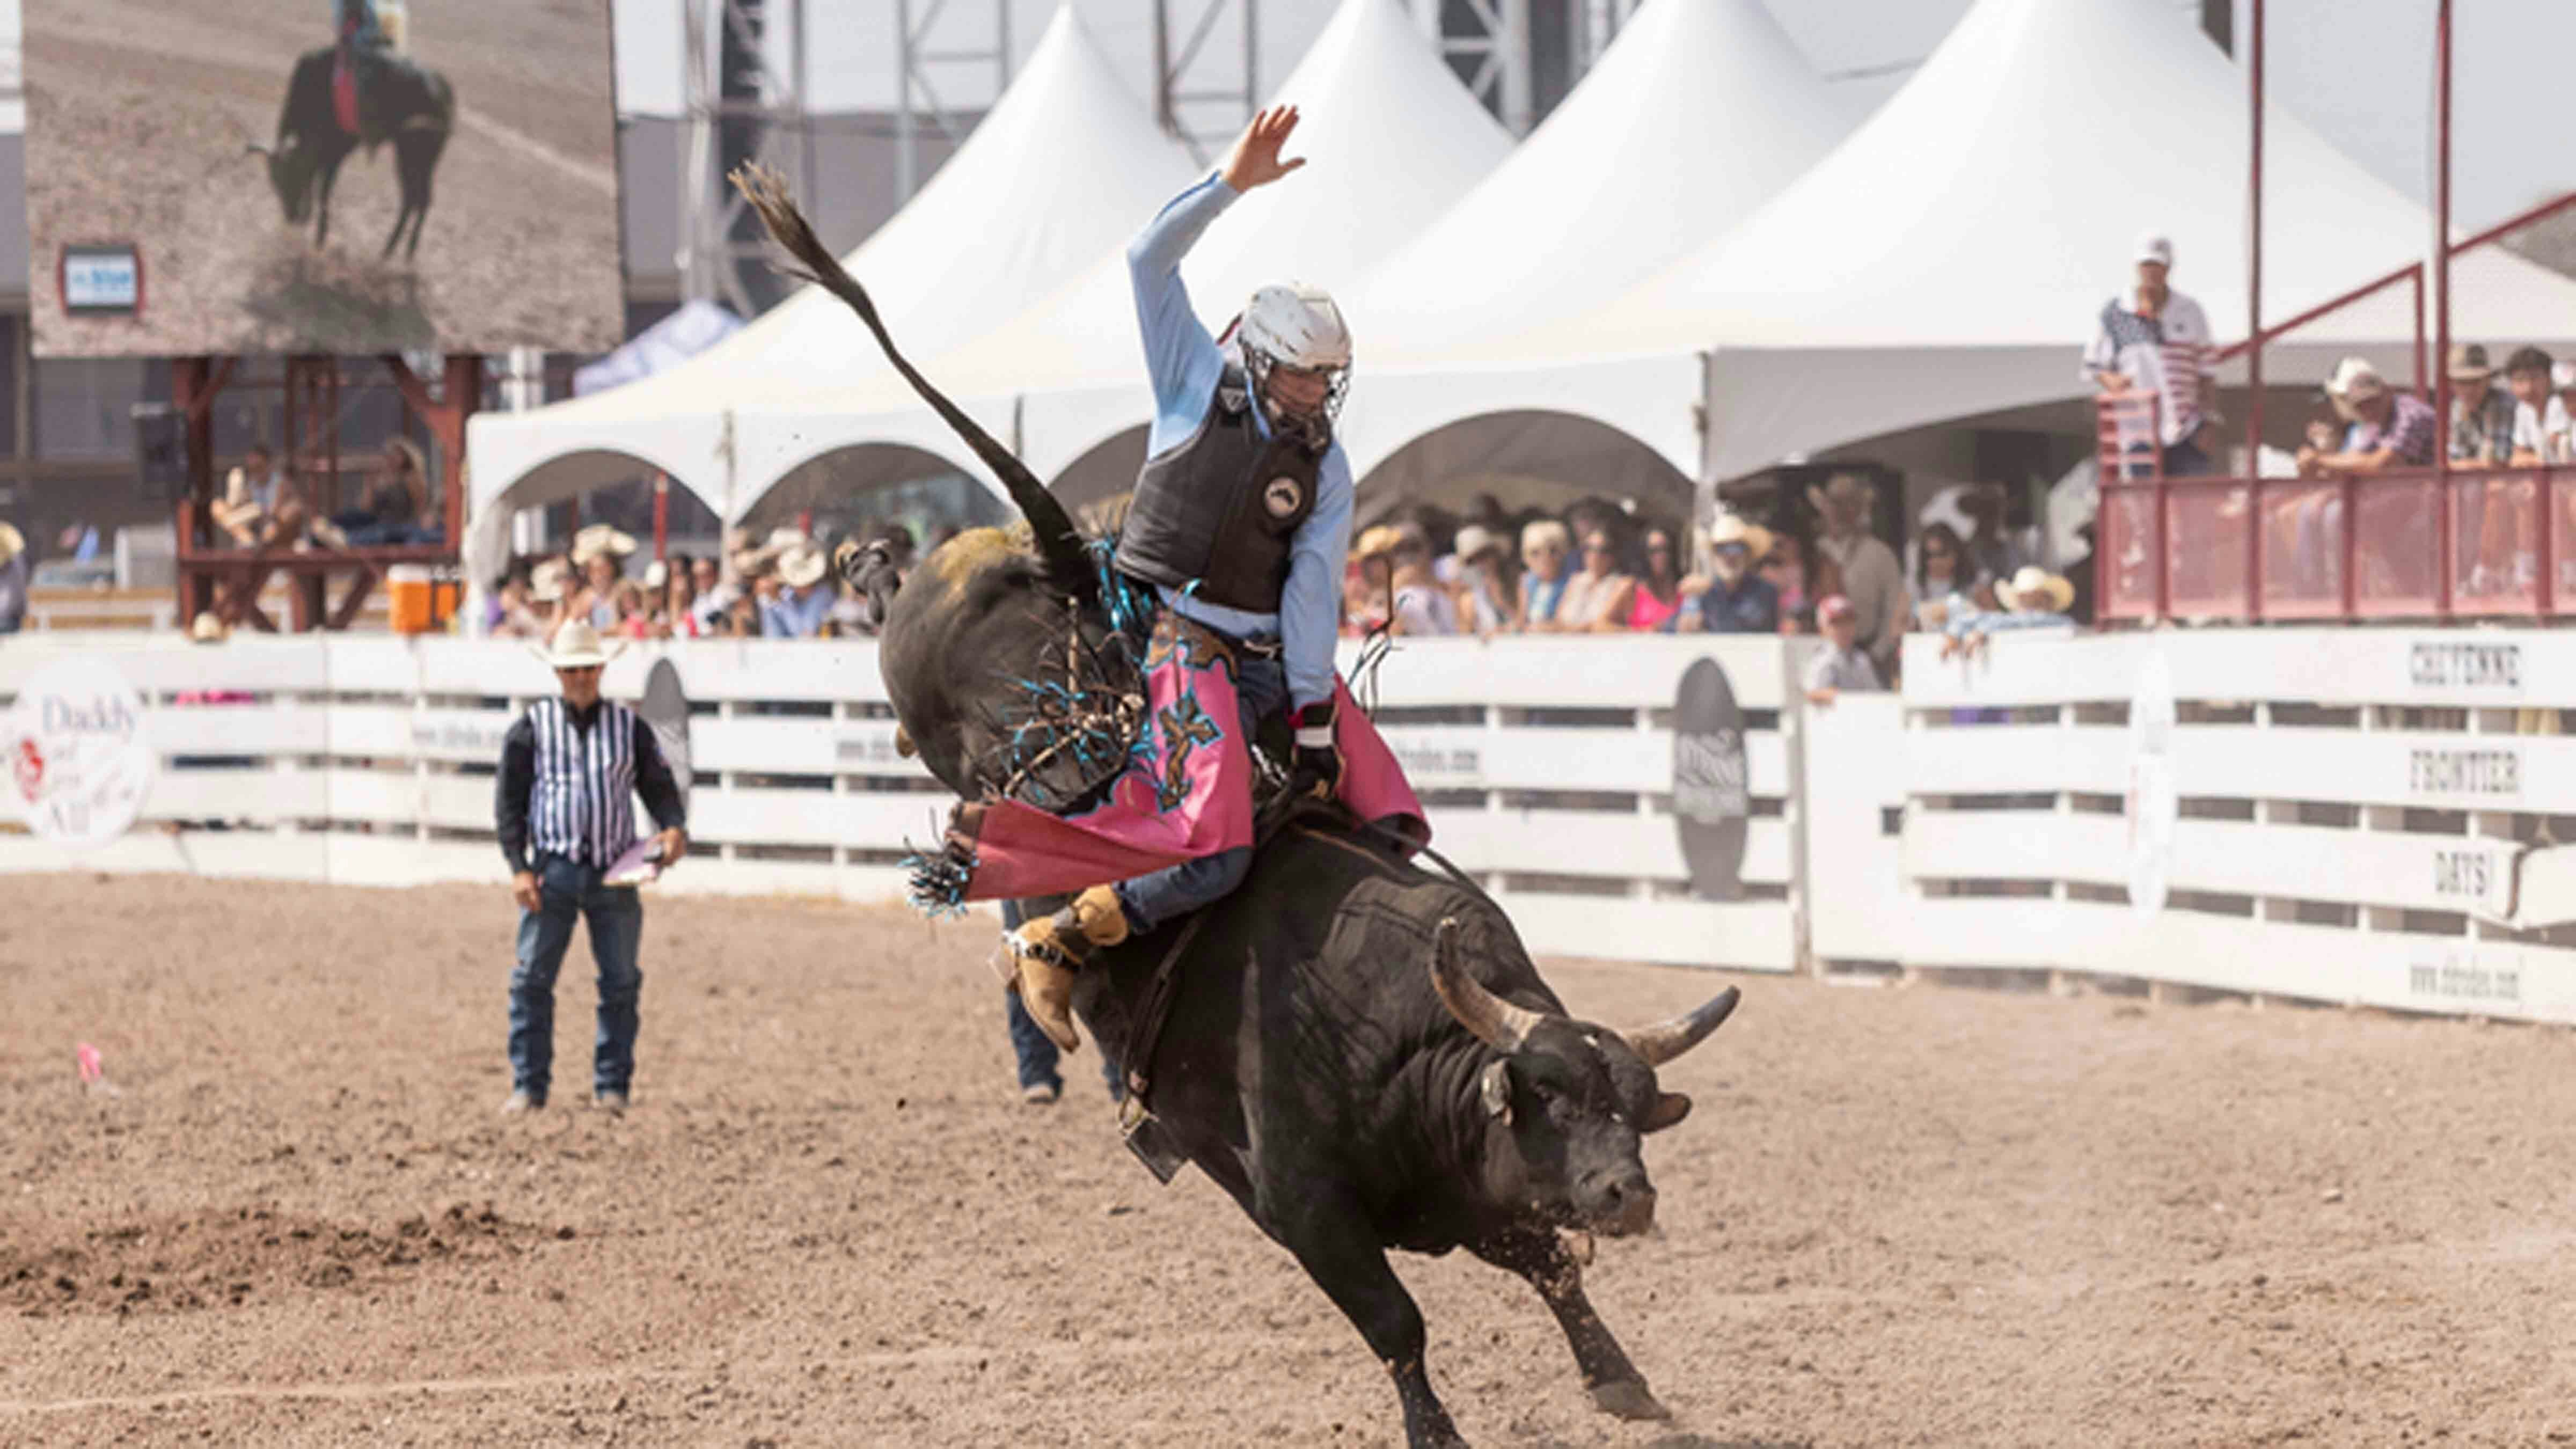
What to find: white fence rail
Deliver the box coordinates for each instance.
[0,633,1806,975]
[9,628,2576,1021]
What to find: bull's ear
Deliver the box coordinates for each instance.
[1641,1092,1692,1133]
[1480,1059,1514,1123]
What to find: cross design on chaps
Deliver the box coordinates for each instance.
[1154,695,1225,812]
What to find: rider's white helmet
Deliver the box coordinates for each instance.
[1232,282,1352,434]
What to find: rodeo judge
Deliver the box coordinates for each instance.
[493,620,687,1115]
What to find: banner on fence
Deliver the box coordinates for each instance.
[8,655,155,847]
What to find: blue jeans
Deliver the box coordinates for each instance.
[508,854,644,1101]
[1113,653,1289,934]
[1000,898,1122,1098]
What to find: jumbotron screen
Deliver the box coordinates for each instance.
[24,0,623,356]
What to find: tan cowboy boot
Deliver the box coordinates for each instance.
[1004,886,1132,1053]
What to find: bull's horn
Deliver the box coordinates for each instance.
[245,140,273,157]
[1429,917,1546,1053]
[1620,987,1740,1069]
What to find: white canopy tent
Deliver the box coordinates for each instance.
[1478,0,2576,483]
[727,0,1514,509]
[461,4,1192,531]
[1330,0,1855,512]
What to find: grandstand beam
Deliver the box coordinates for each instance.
[2244,0,2263,618]
[2434,0,2454,617]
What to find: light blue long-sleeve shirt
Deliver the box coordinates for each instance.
[1127,172,1353,712]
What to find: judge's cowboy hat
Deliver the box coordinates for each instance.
[536,619,622,670]
[0,521,22,564]
[1995,566,2076,614]
[1706,510,1775,561]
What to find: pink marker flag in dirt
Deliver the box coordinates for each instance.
[75,1043,103,1083]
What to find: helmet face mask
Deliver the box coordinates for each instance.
[1233,282,1351,444]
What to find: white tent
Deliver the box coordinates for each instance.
[1350,0,1855,357]
[1486,0,2576,482]
[727,0,1514,508]
[462,5,1192,525]
[1331,0,1855,510]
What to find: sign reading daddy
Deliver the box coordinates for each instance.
[8,655,156,847]
[1672,658,1748,901]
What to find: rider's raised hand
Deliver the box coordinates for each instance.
[1221,105,1308,194]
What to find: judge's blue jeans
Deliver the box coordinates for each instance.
[508,854,643,1102]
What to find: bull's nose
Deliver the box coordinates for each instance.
[1590,1172,1658,1236]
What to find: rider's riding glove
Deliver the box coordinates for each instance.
[1290,699,1341,800]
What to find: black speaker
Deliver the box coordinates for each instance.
[132,401,185,503]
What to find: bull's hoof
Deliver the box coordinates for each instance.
[1588,1379,1670,1421]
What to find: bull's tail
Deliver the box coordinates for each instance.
[730,163,1094,599]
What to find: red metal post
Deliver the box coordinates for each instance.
[2341,477,2359,617]
[2433,0,2454,618]
[2243,0,2265,621]
[2410,264,2426,393]
[653,474,670,561]
[2539,466,2557,615]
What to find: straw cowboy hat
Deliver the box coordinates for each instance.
[571,524,638,564]
[775,539,829,589]
[1706,510,1775,561]
[537,618,621,670]
[1995,566,2076,613]
[0,521,22,564]
[2445,342,2496,384]
[529,557,572,603]
[188,610,230,643]
[1353,524,1406,561]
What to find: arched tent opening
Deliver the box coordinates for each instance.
[1047,425,1150,513]
[744,442,1015,553]
[1356,410,1695,529]
[463,448,726,602]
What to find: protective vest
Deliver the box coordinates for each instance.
[526,697,640,867]
[1114,365,1323,615]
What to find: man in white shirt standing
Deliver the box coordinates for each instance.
[2504,347,2562,464]
[2083,235,2217,477]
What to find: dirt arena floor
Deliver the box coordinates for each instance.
[25,0,621,355]
[6,875,2576,1447]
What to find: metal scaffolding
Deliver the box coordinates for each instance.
[1577,0,1642,70]
[894,0,1015,200]
[678,0,817,316]
[1414,0,1532,136]
[1154,0,1262,165]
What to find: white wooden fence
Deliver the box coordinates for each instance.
[10,627,2575,1021]
[0,633,1806,975]
[1804,628,2576,1024]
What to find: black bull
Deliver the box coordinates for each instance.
[250,46,455,260]
[735,166,1741,1447]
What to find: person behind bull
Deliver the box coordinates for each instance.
[999,104,1418,1049]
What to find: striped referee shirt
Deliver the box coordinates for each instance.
[495,697,686,875]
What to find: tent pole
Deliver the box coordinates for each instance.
[2434,0,2454,618]
[2243,0,2264,620]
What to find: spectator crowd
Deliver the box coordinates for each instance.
[1336,472,2081,688]
[482,518,928,642]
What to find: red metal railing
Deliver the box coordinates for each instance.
[2095,399,2572,623]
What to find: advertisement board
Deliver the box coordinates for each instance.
[8,656,156,848]
[24,0,623,356]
